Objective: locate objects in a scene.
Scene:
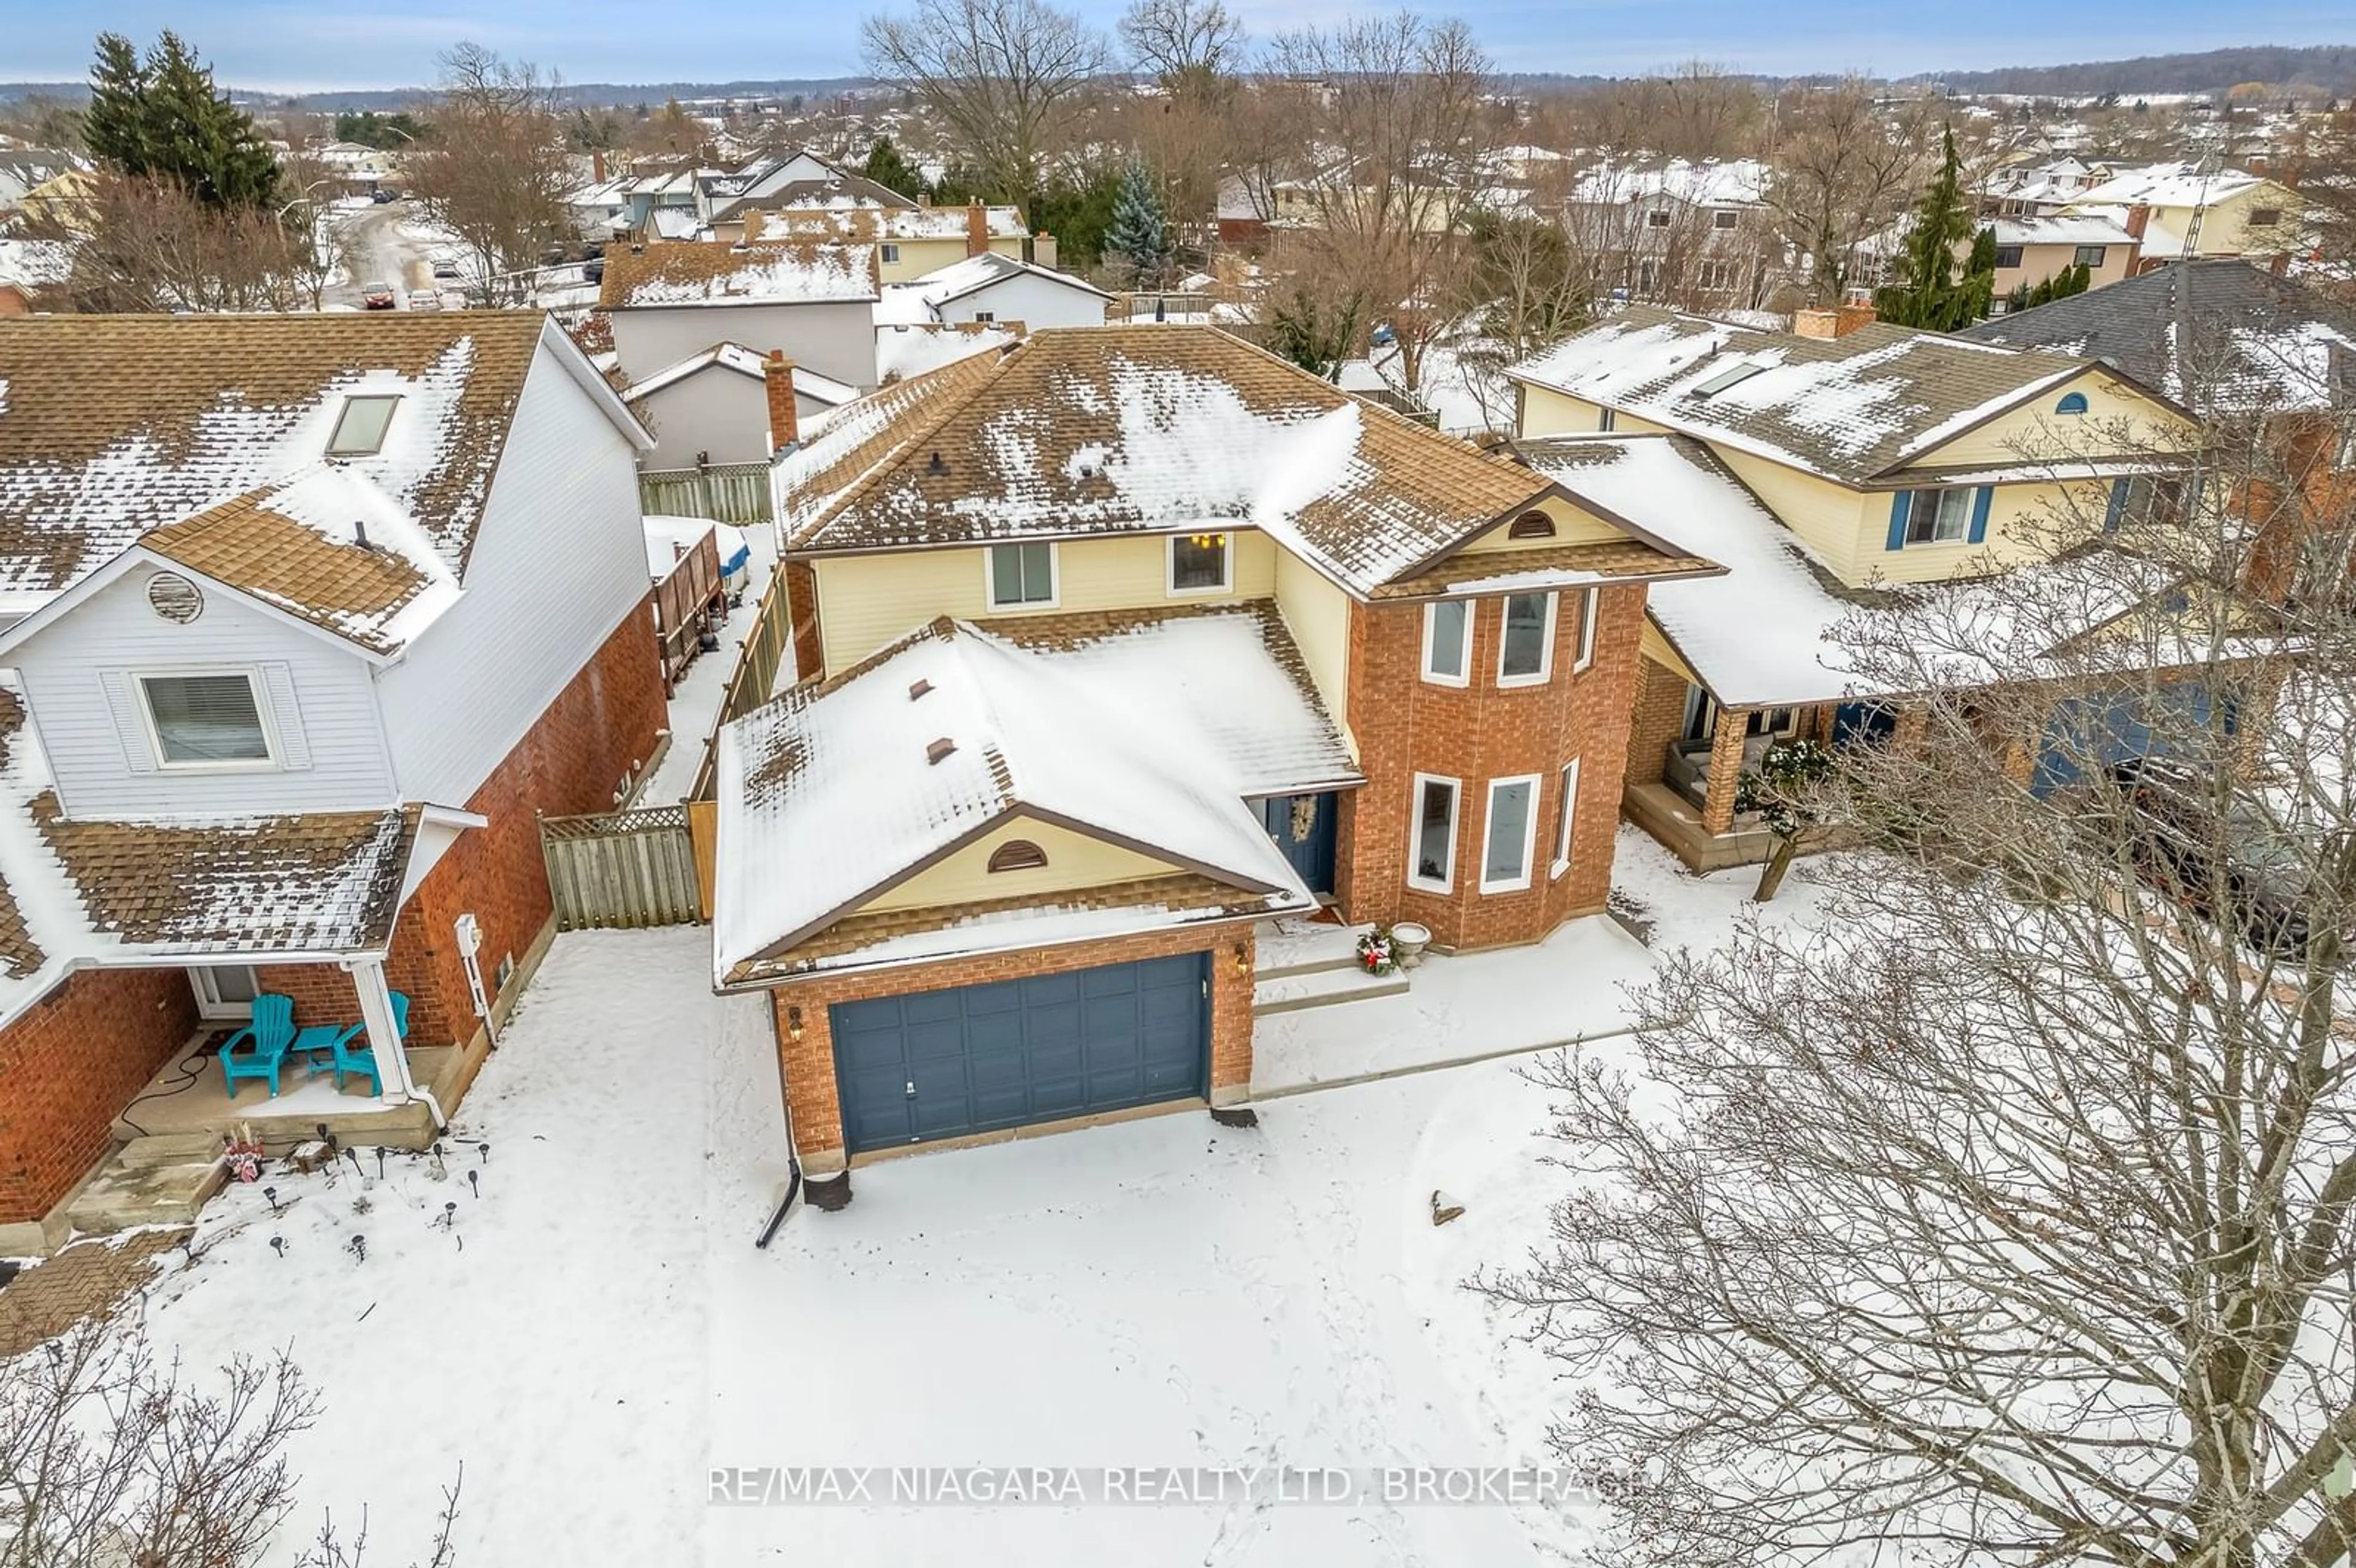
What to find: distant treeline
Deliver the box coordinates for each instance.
[1914,44,2356,97]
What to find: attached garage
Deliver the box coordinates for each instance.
[828,953,1210,1153]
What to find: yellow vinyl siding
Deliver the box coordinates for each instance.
[1703,447,1880,580]
[813,531,1280,674]
[1272,548,1355,753]
[860,815,1187,913]
[1914,371,2186,471]
[876,236,1026,283]
[1516,385,1668,439]
[1641,618,1700,684]
[1452,494,1626,553]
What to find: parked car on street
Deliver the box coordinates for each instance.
[370,188,402,204]
[582,258,606,283]
[360,280,397,310]
[406,289,443,312]
[431,257,463,280]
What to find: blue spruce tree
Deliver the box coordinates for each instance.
[1105,163,1174,286]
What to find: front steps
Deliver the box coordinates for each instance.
[1252,920,1411,1016]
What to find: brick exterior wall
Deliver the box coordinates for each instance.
[783,561,823,689]
[769,920,1260,1169]
[1625,653,1690,788]
[258,596,666,1050]
[0,967,199,1223]
[1333,582,1646,950]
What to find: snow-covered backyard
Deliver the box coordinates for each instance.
[78,830,1836,1566]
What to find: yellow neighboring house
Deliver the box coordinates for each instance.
[1985,213,2140,297]
[17,167,101,236]
[745,202,1041,282]
[2062,161,2304,267]
[1506,302,2210,869]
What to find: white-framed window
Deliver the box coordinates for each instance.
[188,964,260,1021]
[1497,592,1555,686]
[1574,586,1599,672]
[1422,599,1472,686]
[1645,209,1672,229]
[1904,487,1973,545]
[984,540,1057,609]
[1408,773,1460,892]
[136,669,277,770]
[1552,758,1580,879]
[1168,532,1231,594]
[1712,209,1739,229]
[1480,775,1540,894]
[880,242,901,263]
[2073,244,2108,268]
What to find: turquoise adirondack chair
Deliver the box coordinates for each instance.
[318,991,410,1094]
[221,994,298,1099]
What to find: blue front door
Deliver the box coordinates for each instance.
[1258,793,1336,895]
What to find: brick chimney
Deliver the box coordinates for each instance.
[0,285,28,318]
[2124,204,2150,240]
[592,147,607,185]
[1032,230,1058,270]
[764,350,799,453]
[1793,301,1877,339]
[966,201,988,258]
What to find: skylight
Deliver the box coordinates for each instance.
[1690,361,1766,398]
[326,395,400,458]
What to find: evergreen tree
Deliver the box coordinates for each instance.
[861,136,928,201]
[1103,162,1174,286]
[84,31,279,210]
[1872,126,1992,331]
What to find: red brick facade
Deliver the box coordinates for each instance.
[0,597,664,1227]
[1332,582,1647,950]
[769,920,1260,1170]
[1625,653,1690,790]
[0,967,199,1223]
[261,596,667,1050]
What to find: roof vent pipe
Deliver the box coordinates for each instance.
[926,737,957,764]
[353,518,374,551]
[909,679,933,701]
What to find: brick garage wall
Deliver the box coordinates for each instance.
[1624,652,1690,788]
[768,920,1260,1165]
[1335,582,1646,950]
[263,599,666,1050]
[0,967,200,1223]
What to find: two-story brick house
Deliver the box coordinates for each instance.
[1506,303,2211,869]
[714,326,1722,1174]
[0,311,666,1237]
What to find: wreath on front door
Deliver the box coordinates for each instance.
[1289,797,1317,843]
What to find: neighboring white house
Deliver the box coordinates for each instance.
[597,238,882,387]
[0,309,671,1238]
[873,253,1111,332]
[622,341,857,467]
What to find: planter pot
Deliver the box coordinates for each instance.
[1390,922,1431,969]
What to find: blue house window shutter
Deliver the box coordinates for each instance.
[1967,486,1993,544]
[1885,491,1912,551]
[2103,478,2129,532]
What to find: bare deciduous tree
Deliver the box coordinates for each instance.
[402,44,577,304]
[861,0,1112,201]
[21,171,344,313]
[1114,0,1245,232]
[1,1319,460,1567]
[1481,369,2356,1568]
[1762,79,1930,304]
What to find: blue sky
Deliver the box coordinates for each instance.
[6,0,2352,93]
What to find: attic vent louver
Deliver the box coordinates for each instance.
[926,737,957,765]
[909,679,933,700]
[926,451,948,476]
[145,572,204,625]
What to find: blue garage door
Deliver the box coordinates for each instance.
[830,953,1209,1154]
[2033,681,2231,796]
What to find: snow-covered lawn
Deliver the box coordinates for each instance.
[108,831,1841,1566]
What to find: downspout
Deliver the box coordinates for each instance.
[754,992,804,1247]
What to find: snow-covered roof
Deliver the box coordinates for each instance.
[1960,259,2356,417]
[1507,306,2145,486]
[872,321,1020,383]
[644,513,716,579]
[749,204,1031,245]
[714,609,1331,982]
[620,341,857,407]
[0,311,566,611]
[2071,161,2269,210]
[1519,434,1887,707]
[1990,213,2138,248]
[780,326,1595,597]
[596,239,879,310]
[1568,158,1770,209]
[0,680,425,1027]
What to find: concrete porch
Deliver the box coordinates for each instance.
[111,1025,466,1148]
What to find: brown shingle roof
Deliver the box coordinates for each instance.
[0,310,546,593]
[38,796,419,953]
[1371,539,1722,599]
[778,326,1567,594]
[144,488,435,654]
[596,239,880,310]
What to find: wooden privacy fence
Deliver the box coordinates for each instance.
[687,567,795,801]
[637,461,774,525]
[539,804,704,929]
